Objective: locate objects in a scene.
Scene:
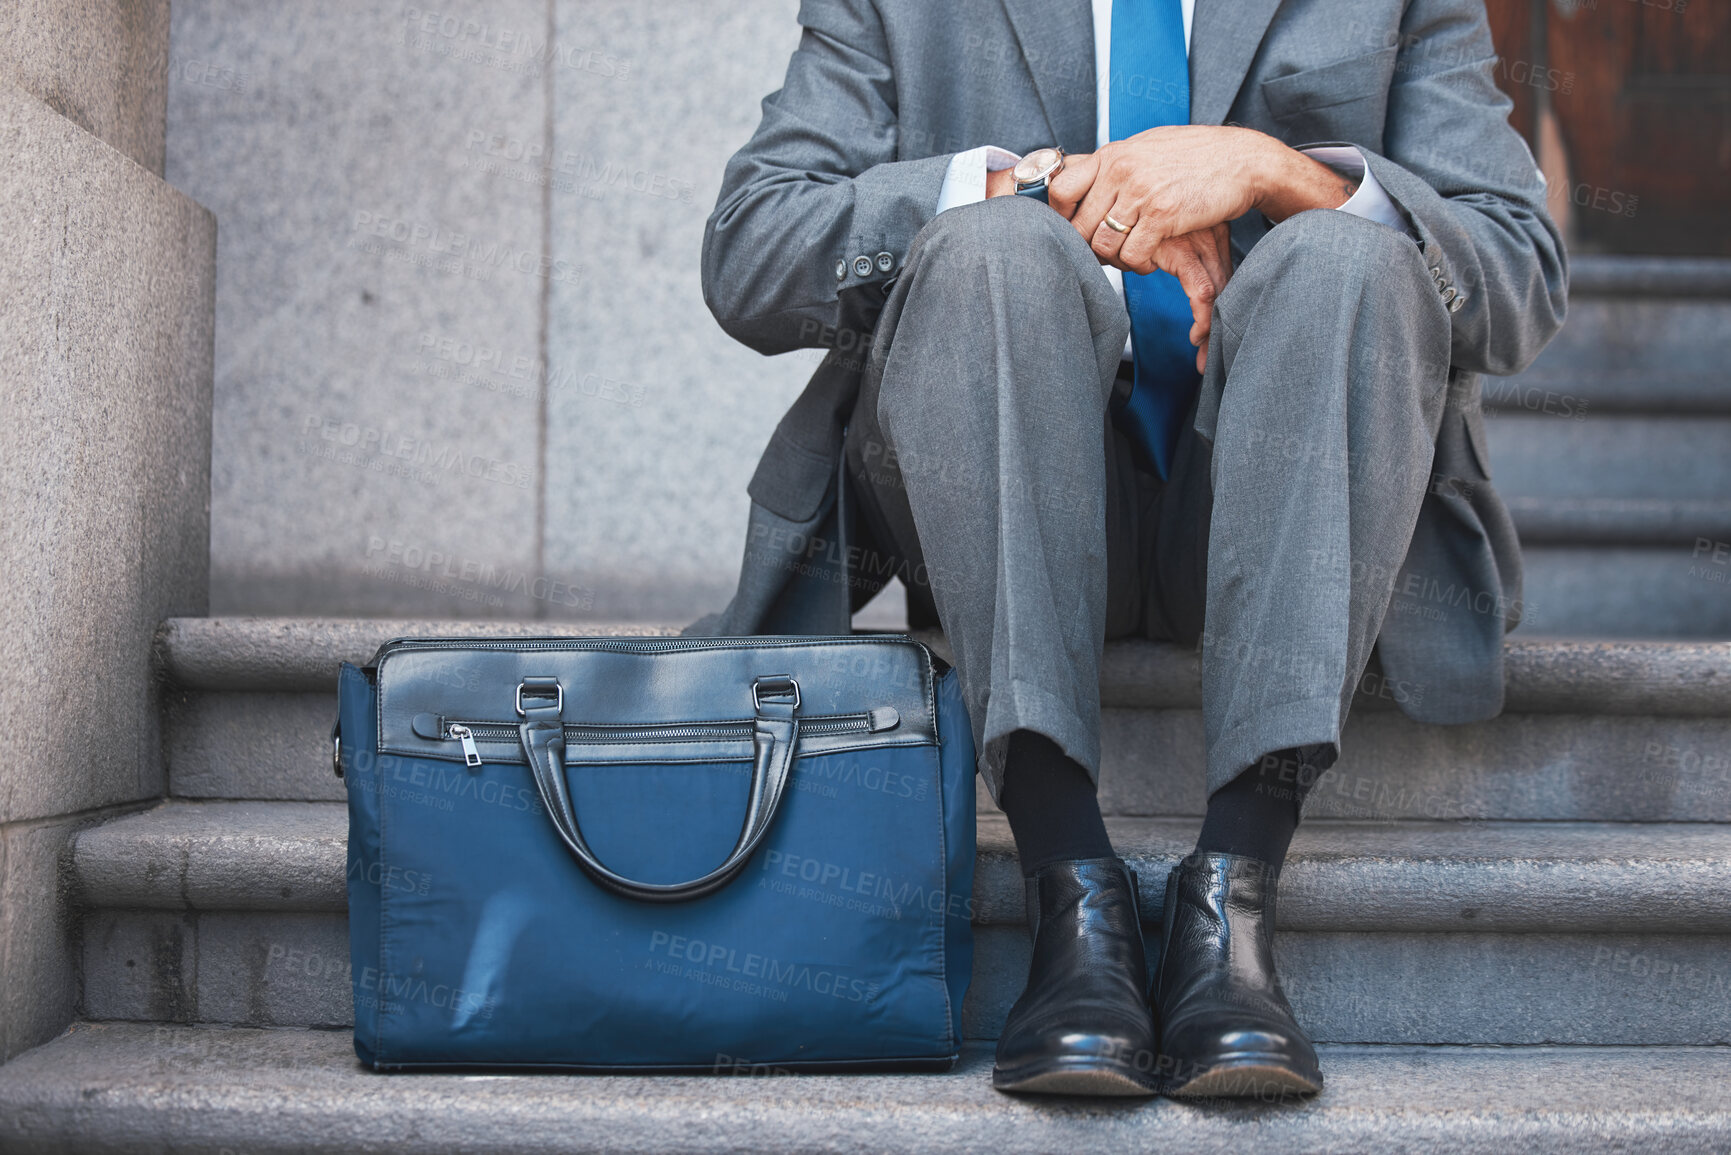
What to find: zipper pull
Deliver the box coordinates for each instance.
[447,723,483,768]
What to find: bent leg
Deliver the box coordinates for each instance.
[846,195,1132,801]
[1146,210,1450,1102]
[1186,209,1453,795]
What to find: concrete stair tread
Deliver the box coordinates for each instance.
[75,800,1731,931]
[160,617,1731,714]
[1,1024,1728,1154]
[158,617,681,691]
[1568,255,1731,297]
[1504,496,1731,545]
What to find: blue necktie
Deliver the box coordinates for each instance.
[1110,0,1197,481]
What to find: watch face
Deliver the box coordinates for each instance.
[1014,147,1062,185]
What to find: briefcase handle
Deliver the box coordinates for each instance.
[515,674,801,903]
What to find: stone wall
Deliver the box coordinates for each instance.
[167,0,823,624]
[0,0,214,1061]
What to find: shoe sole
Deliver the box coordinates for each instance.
[992,1058,1161,1097]
[1163,1059,1323,1101]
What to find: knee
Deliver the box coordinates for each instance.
[907,195,1094,291]
[1235,209,1428,300]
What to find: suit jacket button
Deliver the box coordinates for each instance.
[1441,286,1457,304]
[835,259,847,280]
[875,251,894,272]
[1449,293,1467,313]
[853,255,874,277]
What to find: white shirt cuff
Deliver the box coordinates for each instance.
[935,145,1023,215]
[1300,145,1411,236]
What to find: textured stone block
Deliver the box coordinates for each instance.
[0,0,170,173]
[1520,546,1731,638]
[968,927,1731,1045]
[80,909,196,1025]
[1485,412,1731,503]
[73,904,1731,1046]
[0,80,212,823]
[1497,296,1731,411]
[195,912,351,1030]
[1,819,86,1059]
[543,0,825,621]
[167,692,346,802]
[1097,709,1731,821]
[6,1026,1731,1154]
[166,0,553,618]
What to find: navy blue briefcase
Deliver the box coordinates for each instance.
[334,633,975,1072]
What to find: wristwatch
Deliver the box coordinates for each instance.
[1012,147,1065,203]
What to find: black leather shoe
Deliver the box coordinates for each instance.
[1150,852,1322,1099]
[991,858,1160,1096]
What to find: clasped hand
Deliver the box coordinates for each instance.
[1049,126,1267,371]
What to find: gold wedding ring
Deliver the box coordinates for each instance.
[1103,214,1133,235]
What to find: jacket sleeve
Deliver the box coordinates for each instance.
[702,0,955,355]
[1353,0,1569,376]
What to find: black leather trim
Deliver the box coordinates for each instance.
[374,635,938,764]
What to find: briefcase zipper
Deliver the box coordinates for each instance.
[439,707,899,759]
[445,723,484,767]
[381,635,920,659]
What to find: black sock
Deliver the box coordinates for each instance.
[998,730,1114,876]
[1193,745,1335,873]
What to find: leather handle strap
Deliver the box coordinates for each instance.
[517,677,800,903]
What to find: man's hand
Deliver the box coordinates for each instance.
[1050,127,1265,268]
[1049,126,1358,269]
[1036,127,1358,369]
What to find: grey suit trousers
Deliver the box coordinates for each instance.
[844,195,1452,802]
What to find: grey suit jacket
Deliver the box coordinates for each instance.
[692,0,1568,726]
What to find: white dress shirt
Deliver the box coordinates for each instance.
[934,0,1410,295]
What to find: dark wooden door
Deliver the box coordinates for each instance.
[1484,0,1731,256]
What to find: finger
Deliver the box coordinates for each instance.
[1087,196,1138,266]
[1068,150,1126,243]
[1191,228,1230,304]
[1188,283,1212,350]
[1211,221,1234,288]
[1156,237,1217,348]
[1117,217,1169,275]
[1046,152,1096,220]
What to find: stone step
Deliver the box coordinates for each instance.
[1518,546,1731,639]
[0,1032,1724,1155]
[72,802,1731,1045]
[161,620,1731,711]
[1504,498,1731,547]
[159,620,1731,819]
[2,1025,1729,1155]
[1483,413,1731,506]
[1490,256,1731,415]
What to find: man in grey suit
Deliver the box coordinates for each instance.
[696,0,1566,1098]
